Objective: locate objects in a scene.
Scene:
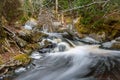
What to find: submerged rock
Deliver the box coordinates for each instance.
[57,42,70,52]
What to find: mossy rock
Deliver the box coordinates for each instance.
[18,29,32,43]
[27,43,40,50]
[24,43,41,54]
[74,14,120,41]
[13,54,30,65]
[31,32,48,42]
[111,42,120,50]
[15,37,28,48]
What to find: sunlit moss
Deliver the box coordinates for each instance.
[13,54,30,65]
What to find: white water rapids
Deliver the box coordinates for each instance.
[14,44,120,80]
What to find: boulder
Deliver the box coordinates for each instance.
[80,37,100,44]
[18,29,32,43]
[101,40,116,49]
[101,40,120,50]
[18,29,48,43]
[111,41,120,50]
[15,37,27,48]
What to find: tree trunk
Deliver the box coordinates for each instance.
[0,0,6,46]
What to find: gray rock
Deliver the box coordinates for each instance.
[89,32,106,42]
[102,40,116,48]
[102,40,120,50]
[80,37,100,44]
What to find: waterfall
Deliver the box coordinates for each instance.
[14,45,120,80]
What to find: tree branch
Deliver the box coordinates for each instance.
[61,0,110,13]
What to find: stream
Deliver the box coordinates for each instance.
[8,30,120,80]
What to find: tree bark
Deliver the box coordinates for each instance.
[0,0,6,46]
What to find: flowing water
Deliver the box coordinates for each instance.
[11,31,120,80]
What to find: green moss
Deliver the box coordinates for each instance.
[31,32,48,42]
[26,43,40,50]
[14,54,30,65]
[24,43,40,54]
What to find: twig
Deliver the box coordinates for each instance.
[4,38,15,54]
[61,0,110,13]
[3,26,16,37]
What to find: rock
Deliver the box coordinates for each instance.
[80,37,100,44]
[19,29,32,36]
[115,37,120,41]
[18,29,32,43]
[111,41,120,50]
[101,40,120,50]
[19,30,48,43]
[101,40,116,48]
[38,48,51,53]
[31,32,48,42]
[24,43,41,54]
[55,42,70,52]
[89,32,106,42]
[15,37,27,48]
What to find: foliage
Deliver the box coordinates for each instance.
[2,0,23,24]
[21,0,43,18]
[44,0,120,28]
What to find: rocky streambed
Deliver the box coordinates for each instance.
[0,19,120,80]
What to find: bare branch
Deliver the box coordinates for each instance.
[61,0,110,13]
